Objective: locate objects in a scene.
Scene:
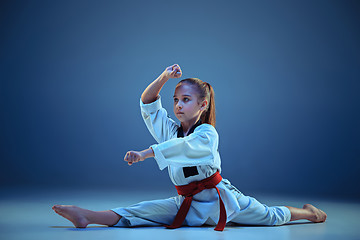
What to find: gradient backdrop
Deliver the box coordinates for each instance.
[1,0,359,200]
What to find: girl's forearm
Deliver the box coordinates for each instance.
[140,147,155,160]
[141,74,169,104]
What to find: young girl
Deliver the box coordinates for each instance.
[52,64,327,231]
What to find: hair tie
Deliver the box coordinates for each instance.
[206,82,211,90]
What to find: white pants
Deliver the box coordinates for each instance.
[111,181,291,227]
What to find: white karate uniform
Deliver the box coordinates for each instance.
[111,95,291,227]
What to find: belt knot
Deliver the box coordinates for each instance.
[165,171,227,231]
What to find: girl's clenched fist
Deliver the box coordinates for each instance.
[124,151,145,166]
[162,64,182,79]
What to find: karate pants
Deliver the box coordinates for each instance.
[110,187,291,227]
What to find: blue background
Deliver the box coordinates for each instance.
[1,0,359,200]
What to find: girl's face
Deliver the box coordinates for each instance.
[173,84,207,123]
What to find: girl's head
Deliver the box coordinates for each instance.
[173,78,216,127]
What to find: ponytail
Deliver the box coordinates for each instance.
[176,78,216,127]
[201,82,216,127]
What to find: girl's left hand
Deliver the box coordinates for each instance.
[124,151,145,166]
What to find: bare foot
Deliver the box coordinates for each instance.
[303,204,327,223]
[52,205,90,228]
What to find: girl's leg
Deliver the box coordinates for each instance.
[52,205,121,228]
[285,204,327,222]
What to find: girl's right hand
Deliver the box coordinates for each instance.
[162,64,182,79]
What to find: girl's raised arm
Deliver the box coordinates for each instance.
[141,64,182,104]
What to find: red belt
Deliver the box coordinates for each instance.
[166,171,227,231]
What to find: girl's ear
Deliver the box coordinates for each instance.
[201,100,208,110]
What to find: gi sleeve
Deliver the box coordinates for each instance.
[140,95,179,143]
[150,124,219,170]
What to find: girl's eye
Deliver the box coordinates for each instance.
[184,98,189,102]
[174,98,178,102]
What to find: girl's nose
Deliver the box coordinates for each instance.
[176,102,182,109]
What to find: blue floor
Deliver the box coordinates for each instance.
[1,187,359,240]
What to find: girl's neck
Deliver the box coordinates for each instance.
[181,116,201,136]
